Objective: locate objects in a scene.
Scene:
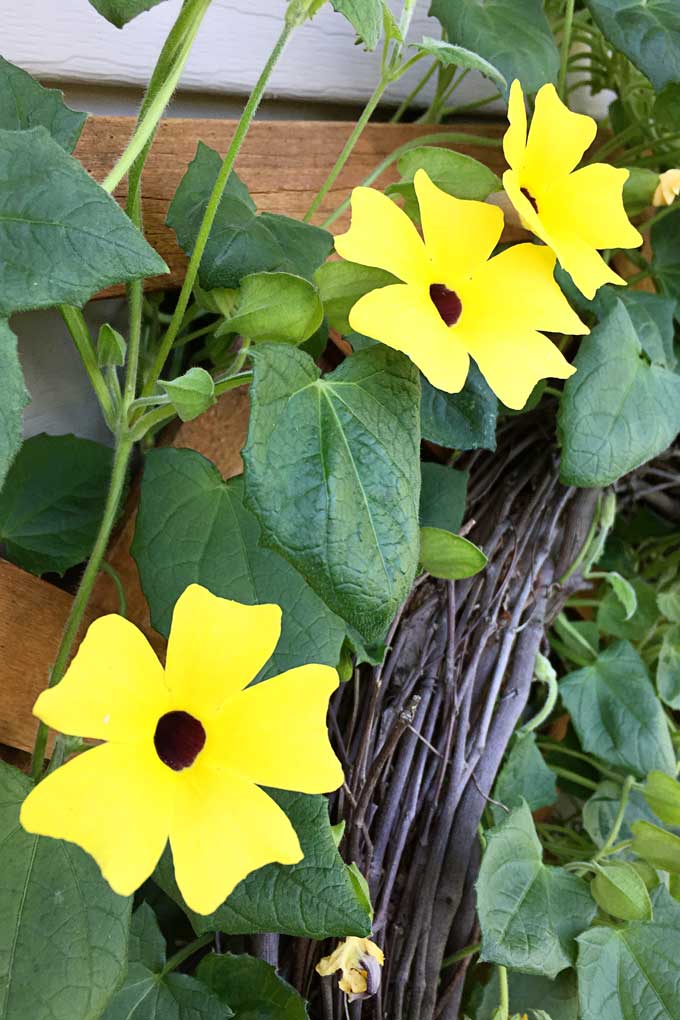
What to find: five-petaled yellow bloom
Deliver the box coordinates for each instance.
[503,79,642,299]
[20,584,344,915]
[335,169,587,410]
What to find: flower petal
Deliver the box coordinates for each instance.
[503,79,528,170]
[334,187,430,287]
[465,328,575,410]
[32,614,167,743]
[169,761,302,915]
[349,283,470,394]
[463,243,588,337]
[542,163,643,251]
[545,232,626,300]
[503,168,548,239]
[212,664,343,794]
[414,169,503,283]
[164,585,282,718]
[522,83,596,193]
[20,742,171,896]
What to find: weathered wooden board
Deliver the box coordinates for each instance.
[75,117,507,295]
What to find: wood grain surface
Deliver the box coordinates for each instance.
[75,116,507,296]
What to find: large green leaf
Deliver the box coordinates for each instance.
[89,0,169,27]
[102,904,232,1020]
[596,576,658,641]
[0,57,85,151]
[0,761,131,1020]
[596,288,678,370]
[420,365,497,451]
[558,300,680,487]
[131,449,345,678]
[560,641,675,778]
[331,0,384,48]
[584,0,680,92]
[472,969,579,1020]
[491,731,558,824]
[0,434,112,575]
[386,145,501,218]
[198,953,308,1019]
[167,143,331,291]
[429,0,559,95]
[155,791,372,939]
[652,207,680,308]
[477,802,596,978]
[577,889,680,1020]
[243,344,421,647]
[0,127,167,316]
[0,321,29,492]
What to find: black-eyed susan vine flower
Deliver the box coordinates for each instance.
[334,169,587,410]
[20,584,344,915]
[503,79,643,299]
[316,937,384,1001]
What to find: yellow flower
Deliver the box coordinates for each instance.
[20,584,343,915]
[316,937,384,1001]
[503,79,642,300]
[653,169,680,207]
[334,170,586,410]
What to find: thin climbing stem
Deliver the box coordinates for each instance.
[162,933,214,976]
[592,775,635,863]
[497,966,510,1020]
[143,21,293,396]
[558,0,576,99]
[60,306,115,427]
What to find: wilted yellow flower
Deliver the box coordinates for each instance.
[503,79,642,299]
[653,169,680,207]
[334,169,586,410]
[316,937,384,1001]
[21,584,343,915]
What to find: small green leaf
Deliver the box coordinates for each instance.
[577,888,680,1020]
[560,641,675,779]
[602,571,638,620]
[346,862,373,921]
[658,587,680,622]
[167,143,331,291]
[584,0,680,92]
[420,365,497,451]
[387,145,501,215]
[657,623,680,708]
[243,344,421,646]
[89,0,169,27]
[631,820,680,873]
[97,324,126,367]
[477,802,596,978]
[102,904,233,1020]
[132,449,346,678]
[623,167,661,216]
[287,0,326,26]
[419,461,468,533]
[216,272,323,345]
[155,792,372,939]
[0,761,131,1020]
[558,300,680,487]
[419,527,487,580]
[643,771,680,827]
[430,0,559,95]
[492,731,558,823]
[591,861,652,921]
[0,57,85,151]
[0,127,167,316]
[331,0,384,48]
[0,434,113,575]
[315,260,397,335]
[159,367,216,422]
[0,320,29,493]
[414,37,507,89]
[596,576,658,642]
[197,952,308,1019]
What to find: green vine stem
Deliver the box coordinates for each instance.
[161,933,215,976]
[592,775,635,863]
[60,306,115,427]
[520,667,558,734]
[558,0,576,100]
[320,130,502,229]
[102,0,212,195]
[496,965,510,1020]
[142,21,293,396]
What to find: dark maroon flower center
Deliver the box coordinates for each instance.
[429,283,462,327]
[154,711,206,771]
[521,186,539,213]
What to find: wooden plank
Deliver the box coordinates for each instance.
[74,117,507,296]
